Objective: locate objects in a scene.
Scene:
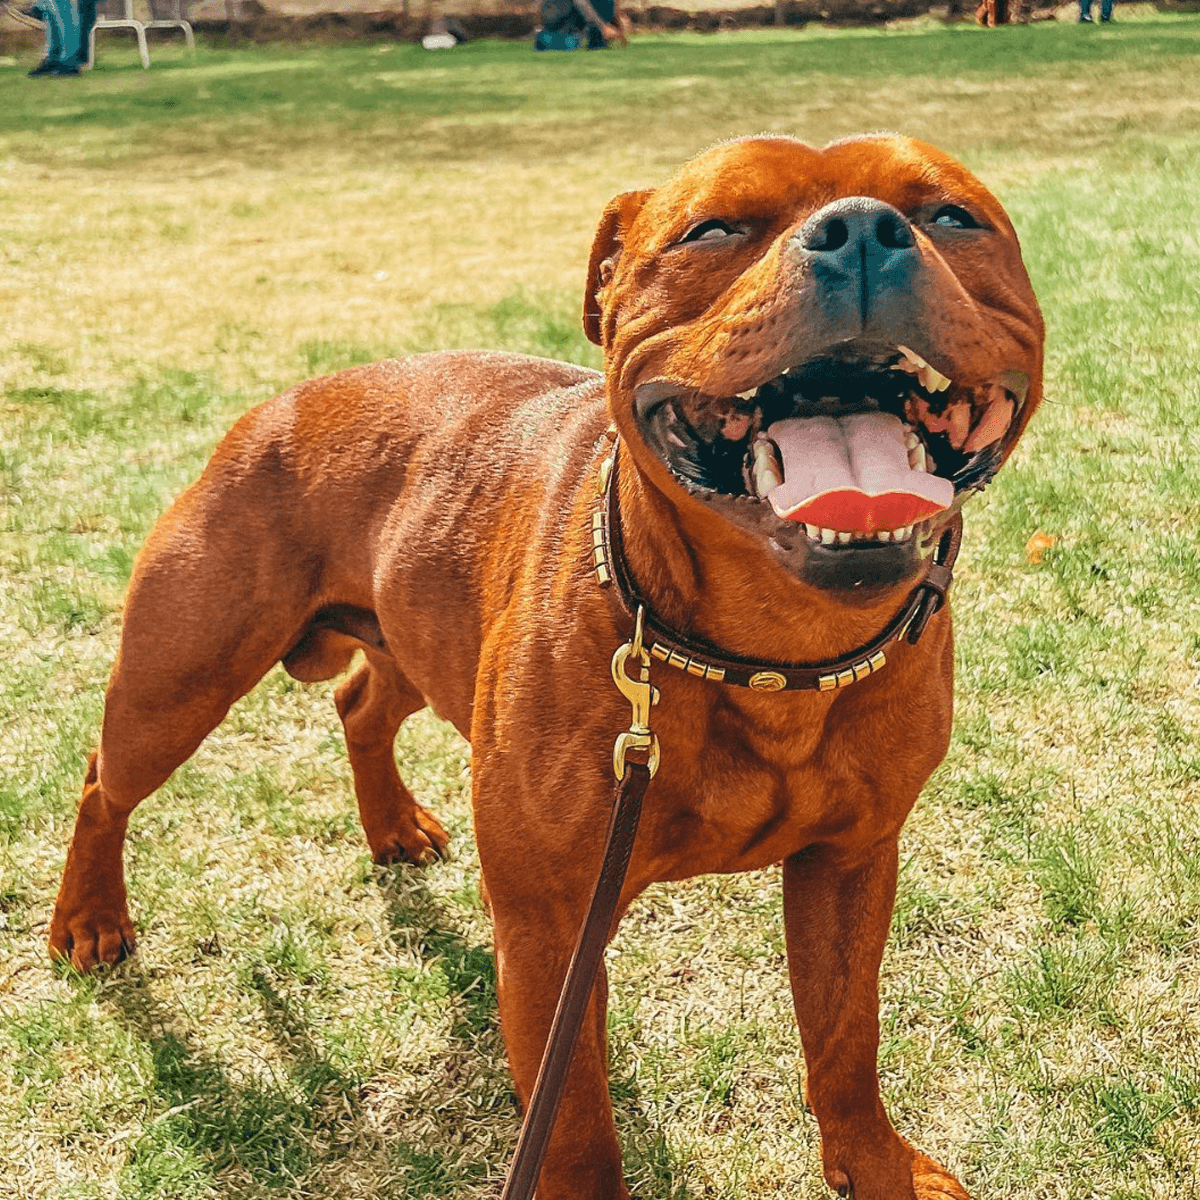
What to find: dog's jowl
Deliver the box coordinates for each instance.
[51,134,1043,1200]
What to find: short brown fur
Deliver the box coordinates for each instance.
[50,135,1043,1199]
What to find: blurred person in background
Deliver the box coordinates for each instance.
[536,0,627,50]
[25,0,97,75]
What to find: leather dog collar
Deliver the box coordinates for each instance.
[591,436,962,693]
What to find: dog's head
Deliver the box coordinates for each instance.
[584,134,1043,595]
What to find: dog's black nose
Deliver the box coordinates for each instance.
[798,196,915,258]
[793,197,919,331]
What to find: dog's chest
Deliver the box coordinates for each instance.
[638,686,937,878]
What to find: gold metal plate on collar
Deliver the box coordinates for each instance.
[749,671,787,692]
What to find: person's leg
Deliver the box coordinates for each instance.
[31,0,84,73]
[1079,0,1092,19]
[1100,0,1113,19]
[74,0,97,63]
[29,0,65,71]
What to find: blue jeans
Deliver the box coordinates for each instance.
[1080,0,1113,18]
[38,0,96,66]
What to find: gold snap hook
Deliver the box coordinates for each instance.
[611,605,660,779]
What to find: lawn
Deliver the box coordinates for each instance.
[2,10,1200,1199]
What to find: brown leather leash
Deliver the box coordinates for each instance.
[499,604,659,1200]
[497,435,962,1200]
[498,760,652,1200]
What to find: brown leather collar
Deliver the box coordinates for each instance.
[591,437,962,693]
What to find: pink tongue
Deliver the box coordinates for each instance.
[766,412,954,531]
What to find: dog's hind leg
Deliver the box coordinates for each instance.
[49,498,317,972]
[333,655,449,866]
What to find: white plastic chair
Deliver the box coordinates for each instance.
[144,0,194,52]
[89,0,151,69]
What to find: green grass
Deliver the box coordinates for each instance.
[3,11,1200,1199]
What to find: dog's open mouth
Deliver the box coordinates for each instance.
[635,346,1026,552]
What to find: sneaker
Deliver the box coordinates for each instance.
[1078,13,1092,19]
[29,58,81,75]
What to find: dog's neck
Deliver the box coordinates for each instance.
[610,440,945,669]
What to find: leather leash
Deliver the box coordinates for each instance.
[498,759,652,1200]
[498,435,963,1200]
[499,602,659,1200]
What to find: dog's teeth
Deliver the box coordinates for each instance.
[837,530,852,544]
[899,346,952,392]
[904,429,920,450]
[736,389,756,401]
[877,529,892,542]
[907,441,927,472]
[821,527,837,545]
[804,523,820,540]
[896,525,912,540]
[750,436,783,496]
[918,364,952,393]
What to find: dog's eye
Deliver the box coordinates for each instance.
[679,219,737,244]
[930,205,979,230]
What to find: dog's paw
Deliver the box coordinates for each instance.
[370,802,450,867]
[824,1145,971,1200]
[48,901,136,974]
[912,1152,972,1200]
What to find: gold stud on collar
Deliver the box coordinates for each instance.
[749,671,787,692]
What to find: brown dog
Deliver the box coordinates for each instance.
[50,134,1043,1199]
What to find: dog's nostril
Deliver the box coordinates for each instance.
[875,214,913,250]
[813,218,849,252]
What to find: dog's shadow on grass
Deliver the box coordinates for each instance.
[93,866,515,1197]
[375,867,691,1200]
[93,866,686,1198]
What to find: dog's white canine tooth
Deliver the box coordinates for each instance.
[897,344,927,370]
[821,527,837,544]
[918,363,952,393]
[804,523,820,539]
[736,389,756,401]
[904,429,920,450]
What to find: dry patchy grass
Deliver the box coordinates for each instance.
[2,14,1200,1200]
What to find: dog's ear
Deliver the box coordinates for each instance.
[583,189,651,347]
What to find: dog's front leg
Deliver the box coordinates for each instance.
[489,893,628,1200]
[783,842,971,1200]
